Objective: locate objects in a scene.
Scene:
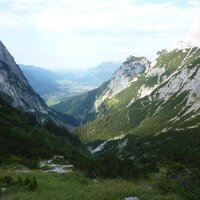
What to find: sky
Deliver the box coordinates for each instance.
[0,0,200,71]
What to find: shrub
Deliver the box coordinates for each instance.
[159,163,200,200]
[0,175,38,191]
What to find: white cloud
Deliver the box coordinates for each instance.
[0,0,200,69]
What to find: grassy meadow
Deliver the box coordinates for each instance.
[0,169,182,200]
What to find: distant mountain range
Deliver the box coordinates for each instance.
[78,62,122,85]
[19,64,59,96]
[19,62,122,97]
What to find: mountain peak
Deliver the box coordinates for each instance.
[93,56,150,112]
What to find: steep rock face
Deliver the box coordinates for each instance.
[0,41,27,83]
[93,56,150,112]
[150,48,200,121]
[108,57,149,95]
[0,41,48,113]
[0,41,77,127]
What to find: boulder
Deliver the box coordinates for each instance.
[124,197,139,200]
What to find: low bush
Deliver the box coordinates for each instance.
[159,163,200,200]
[0,175,38,191]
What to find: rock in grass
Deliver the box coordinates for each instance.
[125,197,139,200]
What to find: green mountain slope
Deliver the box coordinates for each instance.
[0,97,88,169]
[76,47,200,142]
[52,81,108,124]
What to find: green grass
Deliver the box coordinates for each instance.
[0,170,182,200]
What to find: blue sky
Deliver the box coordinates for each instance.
[0,0,200,70]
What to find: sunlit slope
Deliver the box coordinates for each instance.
[77,48,200,141]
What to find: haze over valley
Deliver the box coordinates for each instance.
[19,62,121,106]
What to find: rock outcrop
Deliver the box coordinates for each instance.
[94,56,150,112]
[0,41,48,113]
[0,41,77,127]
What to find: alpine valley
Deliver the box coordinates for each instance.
[1,18,200,200]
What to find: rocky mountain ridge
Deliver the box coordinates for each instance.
[0,41,48,113]
[0,41,77,127]
[93,56,150,113]
[77,45,200,142]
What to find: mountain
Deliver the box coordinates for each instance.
[0,41,77,127]
[19,62,121,102]
[0,41,48,113]
[0,43,158,182]
[71,26,200,198]
[77,47,200,142]
[76,18,200,144]
[93,56,150,112]
[58,62,121,85]
[19,64,59,96]
[0,40,94,175]
[52,82,108,124]
[1,18,200,200]
[52,56,150,124]
[80,62,122,85]
[0,95,83,167]
[1,19,200,200]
